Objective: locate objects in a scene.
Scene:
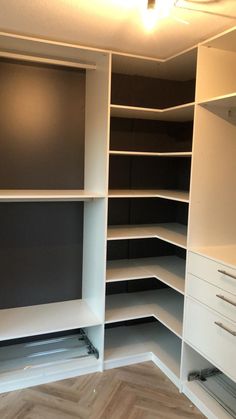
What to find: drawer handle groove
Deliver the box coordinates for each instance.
[216,294,236,307]
[218,269,236,280]
[214,321,236,336]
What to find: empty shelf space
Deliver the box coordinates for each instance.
[106,256,185,294]
[110,103,194,122]
[105,322,181,379]
[0,190,104,202]
[105,288,183,337]
[108,189,189,203]
[107,223,187,249]
[0,300,102,341]
[109,151,192,157]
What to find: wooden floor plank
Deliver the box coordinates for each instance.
[0,362,204,419]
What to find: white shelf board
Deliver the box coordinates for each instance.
[107,223,187,249]
[105,322,181,379]
[110,103,194,122]
[109,150,192,157]
[190,245,236,270]
[108,189,189,203]
[0,190,104,202]
[105,288,183,338]
[106,256,185,294]
[198,93,236,124]
[0,299,102,341]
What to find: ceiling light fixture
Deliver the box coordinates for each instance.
[143,0,175,31]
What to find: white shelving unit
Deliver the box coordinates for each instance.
[106,256,185,294]
[107,223,187,248]
[105,289,183,338]
[0,27,235,418]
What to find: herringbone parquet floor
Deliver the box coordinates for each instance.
[0,362,204,419]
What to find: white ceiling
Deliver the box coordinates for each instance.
[0,0,235,59]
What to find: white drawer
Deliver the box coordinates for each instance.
[187,274,236,322]
[188,252,236,295]
[185,298,236,382]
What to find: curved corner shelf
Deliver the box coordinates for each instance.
[108,189,189,203]
[105,288,183,338]
[110,102,194,122]
[107,222,187,249]
[106,255,185,295]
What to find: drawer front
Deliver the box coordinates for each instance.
[185,298,236,382]
[188,252,236,295]
[187,274,236,322]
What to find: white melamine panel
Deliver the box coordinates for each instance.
[106,256,185,294]
[184,297,236,382]
[109,151,192,157]
[188,105,236,248]
[196,46,236,102]
[0,300,102,341]
[110,103,194,122]
[109,189,189,203]
[188,252,236,296]
[187,274,236,322]
[191,245,236,269]
[107,223,187,249]
[85,53,111,194]
[105,323,181,379]
[105,289,183,338]
[83,199,107,322]
[0,190,104,202]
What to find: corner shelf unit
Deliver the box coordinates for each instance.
[107,223,187,248]
[105,289,183,338]
[108,189,189,202]
[0,27,235,419]
[106,256,185,295]
[110,102,194,121]
[105,322,182,386]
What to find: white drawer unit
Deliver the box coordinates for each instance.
[185,297,236,382]
[188,252,236,295]
[187,274,236,323]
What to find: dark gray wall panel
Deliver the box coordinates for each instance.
[0,58,85,189]
[0,203,83,309]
